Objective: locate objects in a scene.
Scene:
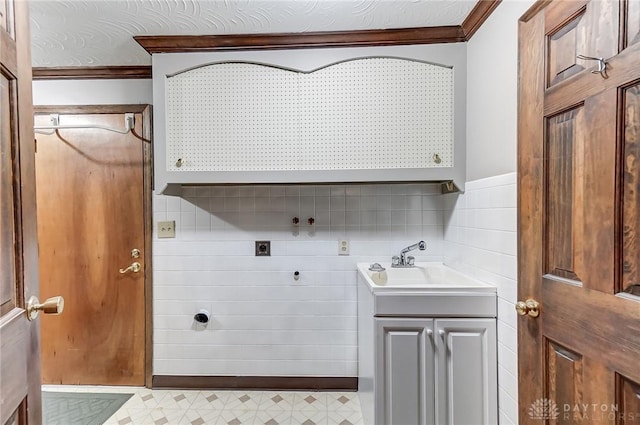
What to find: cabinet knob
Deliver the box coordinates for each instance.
[515,299,540,318]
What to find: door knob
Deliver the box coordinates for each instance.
[119,262,141,274]
[27,296,64,321]
[515,299,540,318]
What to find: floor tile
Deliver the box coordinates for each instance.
[179,408,221,425]
[124,390,169,409]
[145,407,187,425]
[326,393,361,412]
[225,392,262,410]
[44,386,363,425]
[216,409,258,425]
[326,410,364,425]
[253,409,292,425]
[290,410,328,425]
[190,391,230,410]
[292,393,328,412]
[158,390,199,409]
[258,392,295,412]
[104,407,154,425]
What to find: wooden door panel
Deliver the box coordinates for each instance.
[36,113,145,385]
[546,340,583,421]
[544,90,617,292]
[625,0,640,49]
[545,0,618,88]
[617,375,640,423]
[0,0,13,38]
[0,72,16,315]
[622,83,640,293]
[546,107,585,281]
[0,313,28,424]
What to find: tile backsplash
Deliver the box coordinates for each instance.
[443,172,518,425]
[153,183,445,377]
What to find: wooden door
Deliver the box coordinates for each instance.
[518,0,640,423]
[0,0,42,424]
[34,107,151,386]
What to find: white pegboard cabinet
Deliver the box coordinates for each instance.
[152,44,467,194]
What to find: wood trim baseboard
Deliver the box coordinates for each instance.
[32,66,151,80]
[134,26,465,54]
[461,0,502,39]
[152,376,358,391]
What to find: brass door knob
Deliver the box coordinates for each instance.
[27,296,64,321]
[515,299,540,318]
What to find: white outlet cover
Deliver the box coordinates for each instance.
[158,220,176,238]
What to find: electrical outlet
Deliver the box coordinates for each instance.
[255,241,271,256]
[158,220,176,238]
[339,239,349,255]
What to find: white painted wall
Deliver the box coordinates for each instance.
[466,0,535,182]
[32,79,152,105]
[453,1,537,423]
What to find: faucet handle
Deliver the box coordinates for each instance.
[407,256,415,266]
[392,256,400,266]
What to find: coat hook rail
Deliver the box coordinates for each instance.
[34,113,134,135]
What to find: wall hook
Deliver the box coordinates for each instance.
[576,54,608,78]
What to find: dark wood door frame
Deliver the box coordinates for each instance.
[34,104,153,387]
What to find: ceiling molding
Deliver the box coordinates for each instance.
[134,26,466,54]
[32,66,152,80]
[461,0,502,39]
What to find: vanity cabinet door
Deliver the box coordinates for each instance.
[375,318,436,425]
[435,319,497,425]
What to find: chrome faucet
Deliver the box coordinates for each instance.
[392,241,426,268]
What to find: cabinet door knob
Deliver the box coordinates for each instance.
[515,299,540,318]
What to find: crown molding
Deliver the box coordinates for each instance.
[462,0,502,39]
[134,25,466,54]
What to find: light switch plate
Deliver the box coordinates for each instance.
[158,220,176,238]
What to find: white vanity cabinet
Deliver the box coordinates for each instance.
[151,44,467,194]
[357,265,498,425]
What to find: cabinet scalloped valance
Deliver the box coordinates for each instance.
[166,57,453,173]
[152,46,466,194]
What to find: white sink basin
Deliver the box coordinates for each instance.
[357,262,495,292]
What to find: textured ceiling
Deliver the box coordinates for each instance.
[29,0,477,67]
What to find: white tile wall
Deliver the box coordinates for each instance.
[153,183,445,377]
[443,172,518,425]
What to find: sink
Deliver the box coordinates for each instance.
[357,262,495,292]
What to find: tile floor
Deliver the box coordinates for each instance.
[42,385,364,425]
